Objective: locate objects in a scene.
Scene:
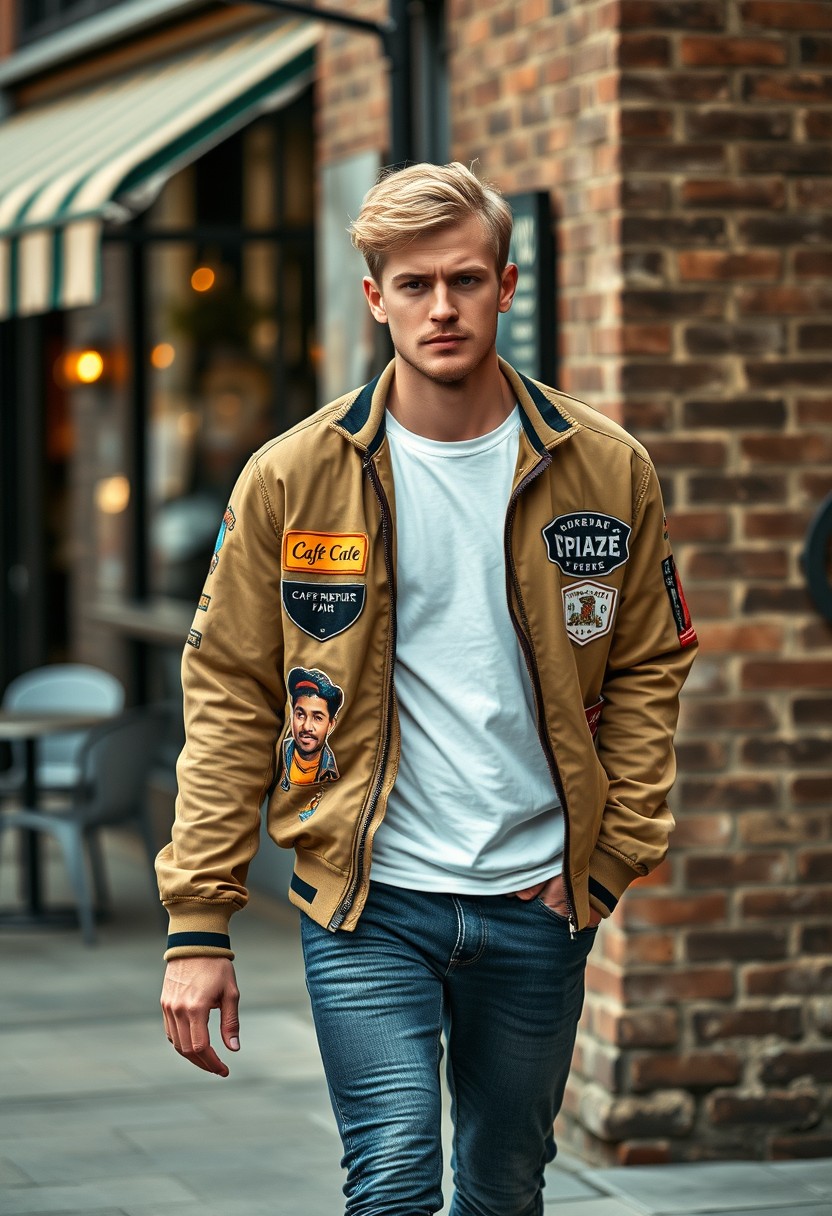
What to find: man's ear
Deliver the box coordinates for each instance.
[498,262,519,315]
[363,277,388,324]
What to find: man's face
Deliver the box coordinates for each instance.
[363,214,517,386]
[291,695,333,760]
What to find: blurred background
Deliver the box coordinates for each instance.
[0,0,830,1171]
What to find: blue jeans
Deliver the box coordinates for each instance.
[300,881,597,1216]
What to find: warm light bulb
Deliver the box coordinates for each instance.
[95,475,130,514]
[65,349,105,384]
[191,267,215,292]
[151,342,176,369]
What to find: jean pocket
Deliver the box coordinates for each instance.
[533,897,572,926]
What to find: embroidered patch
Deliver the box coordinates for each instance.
[198,593,211,612]
[543,512,631,577]
[282,581,366,641]
[662,556,697,648]
[280,666,345,790]
[282,531,368,575]
[186,628,202,649]
[584,697,604,739]
[209,505,236,575]
[298,791,324,822]
[562,581,618,646]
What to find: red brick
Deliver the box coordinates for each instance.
[744,511,812,540]
[620,108,674,139]
[761,1049,832,1084]
[792,776,832,805]
[621,2,726,30]
[739,811,830,846]
[689,474,787,504]
[685,927,789,962]
[745,361,832,389]
[688,550,788,580]
[683,397,786,429]
[623,144,726,173]
[679,699,777,732]
[623,894,727,928]
[707,1089,821,1127]
[685,321,785,356]
[631,1052,742,1092]
[798,323,832,350]
[745,961,832,996]
[678,250,779,280]
[604,929,676,966]
[739,216,832,246]
[625,966,735,1004]
[695,623,783,653]
[667,511,731,542]
[694,1006,804,1042]
[624,290,724,319]
[801,35,832,65]
[648,439,727,468]
[742,434,832,463]
[619,33,671,66]
[685,112,791,141]
[744,585,814,615]
[607,1007,680,1049]
[796,181,832,207]
[623,69,731,102]
[616,1143,673,1166]
[806,112,832,140]
[741,2,832,31]
[622,324,673,354]
[800,620,832,650]
[675,739,729,770]
[685,586,733,617]
[671,812,734,848]
[797,395,832,423]
[685,850,789,888]
[793,696,832,725]
[744,73,832,103]
[681,176,787,207]
[797,849,832,882]
[742,888,832,918]
[770,1135,832,1160]
[623,179,673,210]
[742,737,830,767]
[801,925,832,954]
[681,36,787,65]
[743,661,832,690]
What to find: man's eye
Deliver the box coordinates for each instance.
[404,280,424,290]
[458,275,478,285]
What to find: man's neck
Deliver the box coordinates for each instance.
[386,353,515,442]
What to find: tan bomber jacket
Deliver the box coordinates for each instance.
[157,359,698,958]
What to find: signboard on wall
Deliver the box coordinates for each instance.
[497,191,556,385]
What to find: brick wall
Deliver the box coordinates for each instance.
[317,0,832,1163]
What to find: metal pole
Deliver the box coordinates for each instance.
[232,0,412,163]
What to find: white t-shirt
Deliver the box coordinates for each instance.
[370,406,564,893]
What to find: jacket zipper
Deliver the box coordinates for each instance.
[327,456,397,931]
[504,454,579,939]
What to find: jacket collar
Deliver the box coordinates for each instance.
[331,357,579,458]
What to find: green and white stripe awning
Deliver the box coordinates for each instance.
[0,20,318,319]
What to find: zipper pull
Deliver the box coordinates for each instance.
[569,916,578,941]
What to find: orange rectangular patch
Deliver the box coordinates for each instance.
[282,531,368,575]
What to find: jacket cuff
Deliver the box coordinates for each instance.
[163,901,236,962]
[588,845,643,920]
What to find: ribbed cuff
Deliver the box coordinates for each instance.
[163,900,236,962]
[588,844,643,919]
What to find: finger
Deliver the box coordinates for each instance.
[220,984,241,1053]
[171,1007,217,1074]
[162,1003,183,1055]
[187,1012,230,1077]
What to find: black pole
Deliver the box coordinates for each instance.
[232,0,413,163]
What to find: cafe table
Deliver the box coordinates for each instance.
[0,710,111,926]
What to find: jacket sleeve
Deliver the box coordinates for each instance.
[588,456,698,919]
[156,455,285,960]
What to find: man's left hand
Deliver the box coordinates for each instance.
[505,873,603,928]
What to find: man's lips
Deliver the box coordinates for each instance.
[424,334,465,345]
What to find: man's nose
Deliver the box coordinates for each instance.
[429,285,458,322]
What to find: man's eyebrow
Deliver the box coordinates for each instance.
[389,264,491,283]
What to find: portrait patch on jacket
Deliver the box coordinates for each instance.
[282,581,366,641]
[279,666,345,790]
[562,581,618,646]
[543,512,630,577]
[282,531,368,575]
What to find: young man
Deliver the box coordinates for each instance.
[158,162,697,1215]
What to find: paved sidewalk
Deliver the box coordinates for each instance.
[1,831,831,1215]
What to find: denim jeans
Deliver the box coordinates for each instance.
[300,880,597,1216]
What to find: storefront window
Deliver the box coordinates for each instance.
[141,94,315,604]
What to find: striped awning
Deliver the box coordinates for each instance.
[0,20,318,319]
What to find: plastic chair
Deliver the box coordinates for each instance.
[0,706,168,944]
[0,664,125,794]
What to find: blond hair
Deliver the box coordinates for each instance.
[349,162,513,282]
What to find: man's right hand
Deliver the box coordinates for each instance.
[161,956,240,1077]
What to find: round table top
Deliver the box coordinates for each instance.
[0,711,112,740]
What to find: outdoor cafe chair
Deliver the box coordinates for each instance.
[0,664,124,796]
[0,705,168,944]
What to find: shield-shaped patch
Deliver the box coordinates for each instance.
[282,581,366,641]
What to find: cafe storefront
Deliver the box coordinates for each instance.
[0,10,318,716]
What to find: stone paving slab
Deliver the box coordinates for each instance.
[768,1158,832,1195]
[586,1160,829,1214]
